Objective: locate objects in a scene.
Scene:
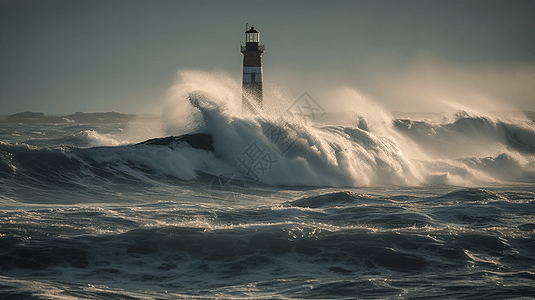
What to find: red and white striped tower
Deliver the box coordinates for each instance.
[241,25,264,114]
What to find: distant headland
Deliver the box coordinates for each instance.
[0,111,155,124]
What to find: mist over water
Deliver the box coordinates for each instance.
[1,70,534,299]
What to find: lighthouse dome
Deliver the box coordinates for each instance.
[246,27,259,33]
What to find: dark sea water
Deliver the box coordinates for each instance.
[1,79,535,299]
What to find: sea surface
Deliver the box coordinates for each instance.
[1,76,535,299]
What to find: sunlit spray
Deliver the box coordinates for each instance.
[163,70,241,136]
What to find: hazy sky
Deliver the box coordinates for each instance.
[1,0,534,115]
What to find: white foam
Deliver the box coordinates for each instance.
[84,130,129,147]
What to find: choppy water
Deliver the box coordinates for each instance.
[1,72,535,299]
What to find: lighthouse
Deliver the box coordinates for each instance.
[241,25,265,114]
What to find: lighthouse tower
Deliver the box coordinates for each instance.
[241,25,265,114]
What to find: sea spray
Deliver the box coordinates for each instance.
[162,70,241,136]
[116,70,535,186]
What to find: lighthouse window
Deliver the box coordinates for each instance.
[247,33,258,43]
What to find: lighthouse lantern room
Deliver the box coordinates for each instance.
[246,28,258,43]
[241,25,264,114]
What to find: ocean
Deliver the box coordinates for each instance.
[1,74,535,299]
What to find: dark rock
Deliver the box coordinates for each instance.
[137,133,214,151]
